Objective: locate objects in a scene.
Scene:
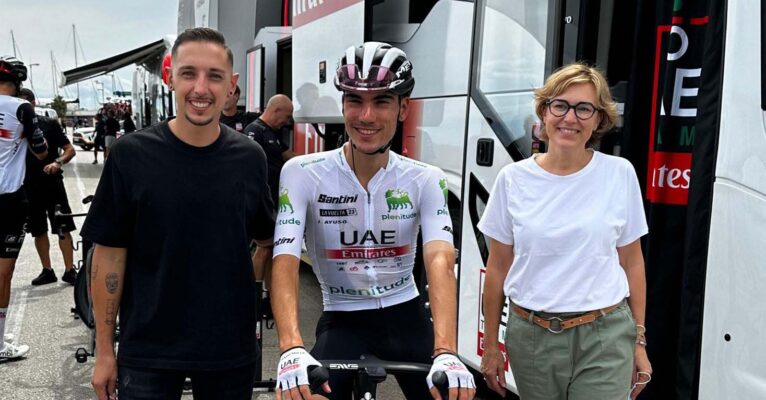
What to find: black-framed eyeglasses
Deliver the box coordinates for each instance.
[545,99,599,120]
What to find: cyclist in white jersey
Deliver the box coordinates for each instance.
[272,42,475,400]
[0,56,48,361]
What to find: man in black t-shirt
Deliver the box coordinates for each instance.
[83,28,275,400]
[220,85,259,132]
[18,89,78,286]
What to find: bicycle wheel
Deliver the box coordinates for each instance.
[73,246,96,329]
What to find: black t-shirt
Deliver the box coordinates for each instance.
[220,110,259,133]
[81,121,275,370]
[122,117,136,133]
[105,117,120,137]
[244,118,289,203]
[25,116,69,183]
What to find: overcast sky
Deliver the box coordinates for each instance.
[2,0,178,109]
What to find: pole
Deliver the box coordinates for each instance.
[73,24,80,105]
[28,63,40,92]
[51,51,58,97]
[10,30,17,57]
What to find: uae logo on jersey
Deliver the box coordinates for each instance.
[278,186,294,214]
[385,189,413,211]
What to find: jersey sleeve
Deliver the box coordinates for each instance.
[617,162,649,247]
[272,158,309,257]
[17,103,45,153]
[80,149,134,247]
[477,168,514,245]
[419,167,455,245]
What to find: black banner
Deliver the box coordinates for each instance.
[622,0,724,398]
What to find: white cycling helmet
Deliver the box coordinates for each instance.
[334,42,414,97]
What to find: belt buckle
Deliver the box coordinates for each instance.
[546,316,564,334]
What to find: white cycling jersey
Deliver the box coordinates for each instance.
[0,95,30,194]
[273,146,454,311]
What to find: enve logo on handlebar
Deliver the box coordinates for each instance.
[307,356,450,400]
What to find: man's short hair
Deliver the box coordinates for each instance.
[234,85,241,96]
[18,87,35,102]
[172,27,234,67]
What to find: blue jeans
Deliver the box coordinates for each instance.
[117,362,255,400]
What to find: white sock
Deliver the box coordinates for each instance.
[0,307,7,350]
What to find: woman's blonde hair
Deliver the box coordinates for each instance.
[533,63,618,147]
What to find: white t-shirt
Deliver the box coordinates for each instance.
[273,147,454,311]
[478,151,648,312]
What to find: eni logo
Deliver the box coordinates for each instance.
[385,189,413,212]
[439,179,448,207]
[278,186,294,214]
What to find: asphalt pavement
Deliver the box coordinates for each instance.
[0,130,404,399]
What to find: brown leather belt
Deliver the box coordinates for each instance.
[511,303,622,334]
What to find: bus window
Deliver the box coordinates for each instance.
[471,0,550,160]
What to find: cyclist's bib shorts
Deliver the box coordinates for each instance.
[0,187,28,258]
[310,297,433,399]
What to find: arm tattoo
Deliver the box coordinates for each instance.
[105,272,118,294]
[105,299,117,326]
[90,262,98,283]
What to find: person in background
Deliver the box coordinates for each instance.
[0,56,48,361]
[92,113,105,164]
[17,88,78,286]
[480,63,651,400]
[220,85,259,132]
[243,93,294,313]
[103,110,120,160]
[122,113,136,134]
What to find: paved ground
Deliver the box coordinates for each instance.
[0,131,404,399]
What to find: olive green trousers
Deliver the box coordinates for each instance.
[505,299,636,400]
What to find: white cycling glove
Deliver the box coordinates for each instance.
[276,346,322,391]
[426,353,476,390]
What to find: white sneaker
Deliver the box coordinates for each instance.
[0,341,30,360]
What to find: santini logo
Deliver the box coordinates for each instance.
[318,194,358,204]
[274,237,295,246]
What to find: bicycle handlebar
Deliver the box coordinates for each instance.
[53,195,94,218]
[309,358,450,399]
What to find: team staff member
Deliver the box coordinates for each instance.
[0,56,48,361]
[244,94,294,300]
[220,85,259,132]
[18,88,78,286]
[83,28,275,400]
[479,63,651,400]
[271,42,475,400]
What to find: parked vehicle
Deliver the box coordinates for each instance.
[72,127,96,150]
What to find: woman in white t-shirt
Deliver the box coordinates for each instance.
[478,63,652,400]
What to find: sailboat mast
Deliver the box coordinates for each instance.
[73,24,80,102]
[51,51,58,97]
[10,30,18,57]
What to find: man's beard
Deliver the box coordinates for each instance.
[185,112,214,127]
